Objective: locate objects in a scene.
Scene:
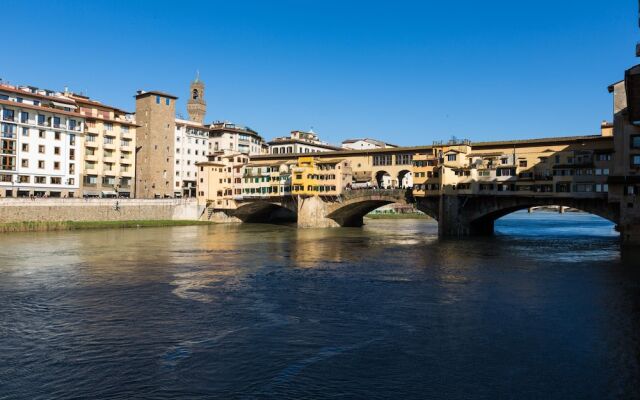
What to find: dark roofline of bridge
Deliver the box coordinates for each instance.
[251,134,611,161]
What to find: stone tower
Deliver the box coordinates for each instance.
[187,72,206,123]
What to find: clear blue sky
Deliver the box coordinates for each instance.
[2,0,638,145]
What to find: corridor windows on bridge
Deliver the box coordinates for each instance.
[396,154,413,165]
[373,155,392,166]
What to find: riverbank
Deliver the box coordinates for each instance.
[365,212,430,219]
[0,220,213,233]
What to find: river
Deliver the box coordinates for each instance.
[0,212,639,399]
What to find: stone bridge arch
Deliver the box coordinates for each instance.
[232,199,297,224]
[439,195,620,236]
[322,189,412,227]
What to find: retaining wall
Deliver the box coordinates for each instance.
[0,198,202,223]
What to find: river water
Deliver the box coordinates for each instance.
[0,212,639,399]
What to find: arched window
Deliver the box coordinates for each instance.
[192,89,199,100]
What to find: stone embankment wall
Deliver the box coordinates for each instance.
[0,198,203,223]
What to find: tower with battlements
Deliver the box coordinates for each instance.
[187,72,206,123]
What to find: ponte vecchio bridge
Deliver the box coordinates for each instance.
[198,129,639,244]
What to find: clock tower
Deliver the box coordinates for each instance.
[187,72,206,123]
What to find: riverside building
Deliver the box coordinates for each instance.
[341,138,397,150]
[268,130,342,154]
[136,76,266,198]
[0,83,83,198]
[68,92,137,197]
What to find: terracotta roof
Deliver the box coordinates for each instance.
[0,84,76,104]
[0,99,85,120]
[253,134,612,161]
[135,90,178,100]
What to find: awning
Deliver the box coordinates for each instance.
[51,101,77,109]
[83,191,101,196]
[101,191,118,196]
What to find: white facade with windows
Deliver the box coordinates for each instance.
[269,130,342,154]
[341,138,397,150]
[175,118,209,197]
[0,84,83,197]
[209,122,265,155]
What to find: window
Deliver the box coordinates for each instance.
[496,168,515,177]
[50,177,61,184]
[54,161,60,170]
[165,98,170,106]
[632,135,640,149]
[21,159,28,167]
[70,149,75,160]
[69,119,77,131]
[632,155,640,168]
[54,132,60,140]
[104,137,114,145]
[18,175,29,183]
[39,130,45,138]
[53,116,61,128]
[156,96,160,104]
[519,160,527,167]
[38,160,45,169]
[373,154,392,166]
[21,143,28,152]
[38,145,45,153]
[54,147,60,155]
[104,122,113,131]
[22,127,29,136]
[447,154,457,162]
[21,112,28,123]
[2,109,15,121]
[396,154,413,165]
[35,176,46,184]
[37,114,46,126]
[86,135,96,143]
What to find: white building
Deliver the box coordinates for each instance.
[0,84,83,198]
[174,118,210,197]
[269,130,342,154]
[209,122,266,155]
[341,138,397,150]
[174,120,266,197]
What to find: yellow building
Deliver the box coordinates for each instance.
[69,93,137,197]
[291,156,352,196]
[196,151,249,208]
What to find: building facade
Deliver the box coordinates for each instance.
[0,84,83,198]
[209,122,266,155]
[69,93,137,197]
[269,130,342,154]
[134,90,178,198]
[341,138,397,150]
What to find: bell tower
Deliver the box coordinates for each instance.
[187,71,206,123]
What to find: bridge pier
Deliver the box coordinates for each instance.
[437,195,495,237]
[297,195,341,228]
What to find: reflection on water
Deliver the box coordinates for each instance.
[0,212,639,399]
